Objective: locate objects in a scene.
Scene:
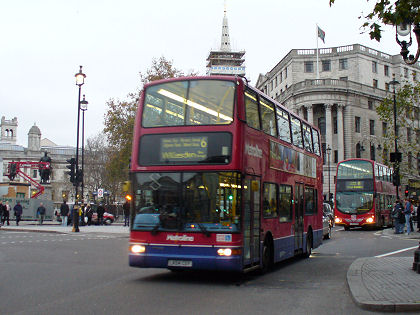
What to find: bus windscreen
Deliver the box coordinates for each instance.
[142,80,235,127]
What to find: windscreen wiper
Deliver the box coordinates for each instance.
[197,222,211,237]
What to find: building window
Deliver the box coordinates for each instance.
[408,153,412,169]
[372,61,377,73]
[384,65,389,76]
[318,117,326,135]
[334,150,338,163]
[368,99,374,110]
[370,145,376,161]
[373,79,378,88]
[407,127,411,142]
[339,76,348,81]
[385,82,390,91]
[339,58,348,70]
[285,67,288,78]
[280,72,283,82]
[356,143,362,158]
[304,61,314,73]
[333,117,337,134]
[370,119,375,135]
[405,68,409,78]
[355,116,361,133]
[322,60,331,71]
[33,170,37,178]
[382,122,387,136]
[322,143,327,165]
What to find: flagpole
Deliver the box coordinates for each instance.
[316,24,319,79]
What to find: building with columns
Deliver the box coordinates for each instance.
[256,44,420,201]
[0,117,76,206]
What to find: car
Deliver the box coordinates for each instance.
[91,212,115,225]
[322,203,333,239]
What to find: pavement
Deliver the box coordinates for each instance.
[0,220,130,235]
[347,227,420,312]
[2,220,420,312]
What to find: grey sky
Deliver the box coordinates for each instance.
[1,0,400,147]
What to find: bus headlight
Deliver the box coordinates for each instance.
[217,248,241,256]
[366,217,374,224]
[130,244,146,254]
[335,217,342,224]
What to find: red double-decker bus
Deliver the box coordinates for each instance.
[128,76,324,272]
[334,158,396,230]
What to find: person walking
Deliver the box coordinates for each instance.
[392,200,404,234]
[60,201,70,227]
[86,204,93,226]
[37,202,46,225]
[97,203,105,225]
[123,201,130,226]
[0,201,4,227]
[13,202,23,226]
[2,201,10,226]
[404,198,412,235]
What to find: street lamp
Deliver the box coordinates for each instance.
[389,74,400,199]
[73,65,86,232]
[326,145,332,203]
[80,95,88,204]
[395,22,420,65]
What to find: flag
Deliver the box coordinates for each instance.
[317,26,325,43]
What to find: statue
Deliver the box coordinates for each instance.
[39,152,52,184]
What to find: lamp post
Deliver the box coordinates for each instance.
[390,74,400,199]
[73,65,86,232]
[326,145,332,203]
[395,22,420,65]
[80,95,88,203]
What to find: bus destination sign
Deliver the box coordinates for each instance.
[336,179,373,192]
[161,136,208,162]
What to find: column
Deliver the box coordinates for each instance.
[325,103,333,150]
[337,103,345,161]
[304,104,313,125]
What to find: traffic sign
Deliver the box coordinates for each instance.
[98,188,104,198]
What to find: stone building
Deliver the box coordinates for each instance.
[0,117,76,205]
[256,44,420,200]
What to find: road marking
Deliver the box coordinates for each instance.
[375,246,419,257]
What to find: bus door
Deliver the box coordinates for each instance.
[243,176,261,266]
[294,183,304,252]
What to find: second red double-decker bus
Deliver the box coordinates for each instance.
[128,76,324,272]
[334,158,396,230]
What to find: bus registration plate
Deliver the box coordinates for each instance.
[168,260,192,267]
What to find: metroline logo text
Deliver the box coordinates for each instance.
[245,143,263,158]
[166,235,194,241]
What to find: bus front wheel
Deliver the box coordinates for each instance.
[344,226,350,231]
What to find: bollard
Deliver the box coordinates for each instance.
[413,241,420,273]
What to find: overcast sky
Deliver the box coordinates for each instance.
[1,0,401,147]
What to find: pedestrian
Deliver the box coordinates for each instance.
[123,201,130,226]
[86,204,93,226]
[79,203,86,226]
[404,198,412,235]
[13,202,23,226]
[417,199,420,232]
[60,200,70,227]
[392,199,404,234]
[2,201,10,226]
[0,200,4,227]
[37,202,46,225]
[97,203,105,225]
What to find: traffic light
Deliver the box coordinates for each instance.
[75,168,83,185]
[122,181,131,192]
[392,170,400,186]
[8,163,17,180]
[125,194,132,202]
[66,158,76,183]
[405,185,409,197]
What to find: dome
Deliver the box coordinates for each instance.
[28,124,41,135]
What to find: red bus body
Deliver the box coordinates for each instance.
[334,158,397,230]
[129,76,324,272]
